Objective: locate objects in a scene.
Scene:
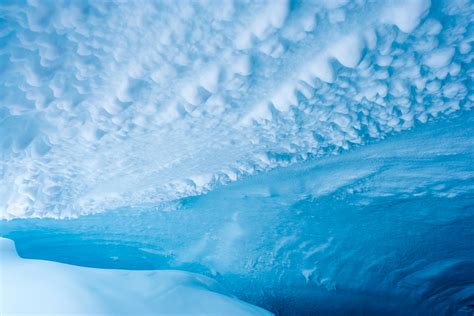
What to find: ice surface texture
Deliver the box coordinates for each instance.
[1,0,473,218]
[3,111,473,315]
[0,237,272,315]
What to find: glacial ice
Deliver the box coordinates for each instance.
[1,0,473,315]
[2,111,473,315]
[0,0,472,218]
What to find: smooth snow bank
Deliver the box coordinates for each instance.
[1,0,473,218]
[0,238,272,315]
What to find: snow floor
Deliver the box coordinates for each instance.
[0,237,272,315]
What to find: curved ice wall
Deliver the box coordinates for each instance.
[1,0,473,218]
[1,0,474,315]
[3,112,473,315]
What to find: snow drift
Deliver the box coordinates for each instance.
[0,237,272,315]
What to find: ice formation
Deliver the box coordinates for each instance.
[0,237,272,315]
[1,0,473,315]
[1,0,473,218]
[2,111,473,315]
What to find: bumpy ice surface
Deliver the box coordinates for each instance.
[1,0,474,315]
[1,0,473,218]
[3,112,473,315]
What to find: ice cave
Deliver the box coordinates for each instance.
[0,0,473,315]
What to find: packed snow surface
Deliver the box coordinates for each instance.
[1,0,473,218]
[0,237,272,315]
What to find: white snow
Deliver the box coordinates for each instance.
[0,238,272,315]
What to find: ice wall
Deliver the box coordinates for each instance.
[3,111,473,315]
[1,0,473,218]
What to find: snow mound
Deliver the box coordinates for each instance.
[0,0,473,218]
[0,237,272,315]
